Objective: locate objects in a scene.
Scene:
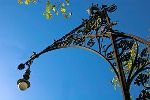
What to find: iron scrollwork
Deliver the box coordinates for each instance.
[114,34,150,99]
[17,3,150,100]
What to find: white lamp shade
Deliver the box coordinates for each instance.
[18,81,28,91]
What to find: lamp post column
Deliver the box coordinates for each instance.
[104,8,131,100]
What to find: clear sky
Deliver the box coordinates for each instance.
[0,0,150,100]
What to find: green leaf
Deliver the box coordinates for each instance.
[46,6,51,13]
[55,11,59,15]
[62,3,65,7]
[25,0,30,5]
[18,0,23,4]
[52,5,56,12]
[111,76,119,90]
[147,71,150,76]
[46,13,52,19]
[61,8,66,14]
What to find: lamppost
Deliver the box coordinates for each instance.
[17,4,150,100]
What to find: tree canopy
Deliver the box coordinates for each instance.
[18,0,72,19]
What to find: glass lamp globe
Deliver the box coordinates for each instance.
[17,79,30,91]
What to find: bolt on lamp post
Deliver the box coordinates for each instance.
[17,4,150,100]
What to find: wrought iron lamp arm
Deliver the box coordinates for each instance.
[17,4,150,100]
[23,33,119,78]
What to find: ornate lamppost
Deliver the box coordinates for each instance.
[17,4,150,100]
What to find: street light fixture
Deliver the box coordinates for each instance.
[17,79,30,91]
[17,4,150,100]
[17,64,31,91]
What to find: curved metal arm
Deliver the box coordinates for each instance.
[23,43,119,78]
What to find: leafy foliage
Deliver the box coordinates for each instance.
[18,0,72,19]
[18,0,37,4]
[43,1,72,19]
[111,42,137,90]
[111,75,120,90]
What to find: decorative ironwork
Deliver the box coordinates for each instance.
[136,89,150,100]
[17,4,150,100]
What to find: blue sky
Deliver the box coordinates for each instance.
[0,0,150,100]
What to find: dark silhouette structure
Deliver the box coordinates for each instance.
[17,4,150,100]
